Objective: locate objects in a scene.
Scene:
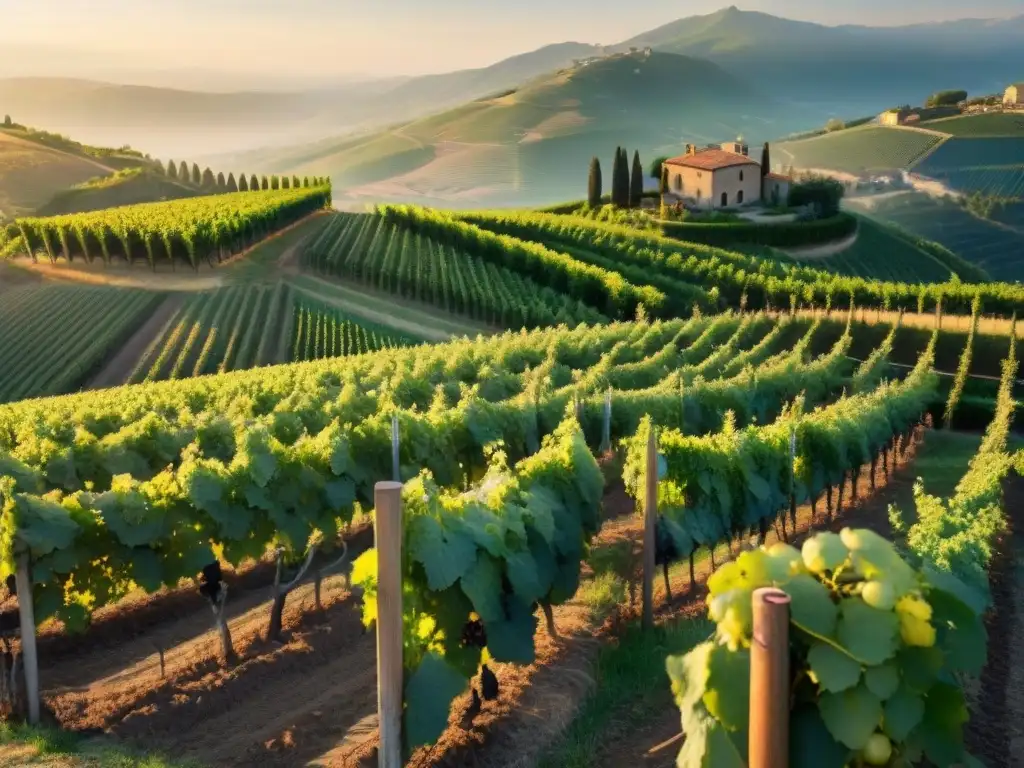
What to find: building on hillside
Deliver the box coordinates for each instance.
[880,108,910,126]
[662,141,790,209]
[1005,83,1024,105]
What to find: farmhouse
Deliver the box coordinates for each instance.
[1005,83,1024,106]
[663,141,790,209]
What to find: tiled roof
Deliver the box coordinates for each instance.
[764,172,791,181]
[664,149,759,171]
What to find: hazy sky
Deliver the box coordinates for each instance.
[2,0,1022,80]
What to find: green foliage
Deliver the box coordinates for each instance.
[587,157,602,208]
[662,213,856,248]
[943,295,981,428]
[630,150,643,209]
[649,155,669,179]
[667,524,984,767]
[350,414,603,753]
[789,176,846,217]
[166,159,177,179]
[191,163,201,185]
[926,90,967,108]
[15,186,332,270]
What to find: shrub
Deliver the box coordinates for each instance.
[789,176,845,217]
[660,212,856,248]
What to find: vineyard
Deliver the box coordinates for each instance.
[0,297,1018,767]
[124,281,425,384]
[798,217,956,283]
[0,284,164,403]
[9,185,332,269]
[926,166,1024,198]
[912,137,1024,174]
[920,112,1024,137]
[774,127,944,174]
[848,193,1024,282]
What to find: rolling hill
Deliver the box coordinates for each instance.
[33,167,200,216]
[243,51,796,208]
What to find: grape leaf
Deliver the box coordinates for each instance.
[705,643,749,734]
[790,704,849,768]
[835,598,899,665]
[918,682,968,767]
[129,548,164,591]
[819,683,883,750]
[897,645,943,692]
[675,705,745,768]
[882,683,925,741]
[807,643,861,693]
[460,553,503,623]
[548,556,581,604]
[9,493,80,557]
[666,642,713,713]
[928,587,986,677]
[324,477,356,511]
[408,515,476,591]
[403,651,469,752]
[922,563,986,616]
[505,549,543,605]
[785,573,838,638]
[863,661,900,700]
[485,595,537,664]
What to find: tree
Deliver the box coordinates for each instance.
[261,175,269,190]
[191,163,202,185]
[648,156,669,180]
[587,157,603,207]
[611,147,627,207]
[2,115,11,127]
[761,143,771,177]
[202,167,216,189]
[227,172,238,192]
[824,118,845,133]
[926,89,967,107]
[292,175,301,188]
[660,165,669,195]
[271,175,280,190]
[167,159,178,179]
[282,176,290,189]
[302,176,310,188]
[788,175,845,217]
[154,160,166,176]
[251,174,260,191]
[630,150,643,208]
[216,171,226,189]
[238,174,248,192]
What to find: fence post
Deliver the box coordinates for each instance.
[600,387,612,454]
[375,481,404,768]
[391,414,400,483]
[15,552,40,725]
[642,426,657,630]
[749,587,791,768]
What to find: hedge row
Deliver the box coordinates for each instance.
[659,213,858,248]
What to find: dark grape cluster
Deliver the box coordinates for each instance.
[198,561,223,603]
[460,618,487,648]
[654,515,679,566]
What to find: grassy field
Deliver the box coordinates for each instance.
[775,125,944,174]
[919,112,1024,137]
[34,168,199,216]
[797,215,954,282]
[847,192,1024,281]
[0,284,163,402]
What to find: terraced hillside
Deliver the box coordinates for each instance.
[774,125,944,175]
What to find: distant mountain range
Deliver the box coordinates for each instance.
[2,6,1022,205]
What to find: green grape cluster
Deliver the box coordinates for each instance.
[667,527,987,768]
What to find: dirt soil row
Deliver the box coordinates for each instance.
[19,429,946,768]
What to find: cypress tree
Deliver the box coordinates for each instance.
[154,160,166,176]
[227,172,238,192]
[179,161,189,182]
[252,174,261,191]
[202,167,215,188]
[271,175,280,190]
[761,142,771,177]
[660,165,668,195]
[238,174,248,192]
[630,150,643,208]
[292,175,301,188]
[167,159,177,179]
[191,163,201,185]
[587,157,602,208]
[282,176,290,189]
[611,147,624,207]
[261,175,269,190]
[303,176,310,188]
[216,171,226,189]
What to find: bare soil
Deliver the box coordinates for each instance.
[87,294,185,389]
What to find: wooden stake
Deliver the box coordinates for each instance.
[375,481,404,768]
[642,427,657,630]
[15,553,39,725]
[749,587,791,768]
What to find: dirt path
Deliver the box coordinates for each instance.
[781,223,859,259]
[87,294,184,389]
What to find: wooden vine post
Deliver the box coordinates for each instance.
[749,587,791,768]
[15,553,40,725]
[642,426,657,630]
[391,414,400,483]
[375,481,404,768]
